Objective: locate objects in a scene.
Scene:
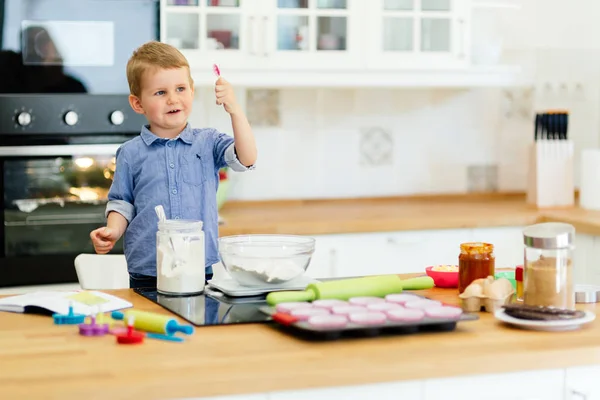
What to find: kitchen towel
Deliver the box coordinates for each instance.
[580,149,600,210]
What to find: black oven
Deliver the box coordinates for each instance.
[0,0,159,286]
[0,95,146,287]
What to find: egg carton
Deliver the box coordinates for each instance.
[459,276,515,313]
[459,291,514,313]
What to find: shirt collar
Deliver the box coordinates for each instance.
[140,123,194,146]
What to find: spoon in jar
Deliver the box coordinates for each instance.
[154,205,184,273]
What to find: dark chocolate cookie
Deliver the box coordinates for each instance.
[502,304,585,321]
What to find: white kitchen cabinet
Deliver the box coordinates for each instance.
[418,228,473,266]
[160,0,471,72]
[196,395,268,400]
[158,0,527,87]
[161,0,261,70]
[268,381,422,400]
[309,228,472,278]
[161,0,364,72]
[261,0,364,71]
[366,0,471,70]
[472,226,525,269]
[306,234,339,279]
[565,365,600,400]
[330,231,420,277]
[584,235,600,286]
[573,233,595,285]
[423,369,565,400]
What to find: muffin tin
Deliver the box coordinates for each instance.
[260,293,478,340]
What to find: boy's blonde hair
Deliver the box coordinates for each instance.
[126,41,194,98]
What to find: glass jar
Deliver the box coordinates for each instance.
[523,222,575,310]
[458,242,495,294]
[156,220,205,295]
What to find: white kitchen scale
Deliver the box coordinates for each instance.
[207,275,318,297]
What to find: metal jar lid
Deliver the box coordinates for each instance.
[523,222,574,249]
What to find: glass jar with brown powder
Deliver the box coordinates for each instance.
[523,222,575,310]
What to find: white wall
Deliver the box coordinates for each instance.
[189,0,600,201]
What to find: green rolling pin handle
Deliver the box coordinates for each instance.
[400,276,435,290]
[266,289,316,306]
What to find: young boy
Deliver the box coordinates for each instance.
[89,41,256,289]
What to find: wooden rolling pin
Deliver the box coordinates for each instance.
[266,275,434,305]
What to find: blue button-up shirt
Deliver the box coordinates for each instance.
[105,123,251,276]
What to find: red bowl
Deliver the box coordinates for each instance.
[425,266,459,288]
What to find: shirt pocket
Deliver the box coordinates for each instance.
[182,153,210,187]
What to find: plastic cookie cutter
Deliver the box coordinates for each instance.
[78,306,109,336]
[115,315,144,345]
[110,328,185,343]
[53,301,86,325]
[145,333,184,343]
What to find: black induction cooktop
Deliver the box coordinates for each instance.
[133,287,272,327]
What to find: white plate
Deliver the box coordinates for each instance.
[494,309,596,332]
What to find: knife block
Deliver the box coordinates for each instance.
[526,140,574,208]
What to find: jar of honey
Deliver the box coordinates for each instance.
[458,242,495,294]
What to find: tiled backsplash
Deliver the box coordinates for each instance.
[191,87,527,200]
[189,50,600,201]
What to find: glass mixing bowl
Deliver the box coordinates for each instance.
[218,234,316,286]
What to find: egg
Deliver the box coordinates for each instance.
[462,281,483,297]
[483,278,514,300]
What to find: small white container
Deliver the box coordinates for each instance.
[156,220,205,295]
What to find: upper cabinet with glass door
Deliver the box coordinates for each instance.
[161,0,258,71]
[367,0,471,70]
[159,0,525,87]
[260,0,363,70]
[160,0,363,72]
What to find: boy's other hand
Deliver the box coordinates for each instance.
[90,227,119,254]
[215,77,241,115]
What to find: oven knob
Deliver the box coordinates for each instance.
[16,111,31,126]
[110,110,124,126]
[64,111,78,126]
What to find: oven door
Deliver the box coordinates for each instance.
[0,143,124,287]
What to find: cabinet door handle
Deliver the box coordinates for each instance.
[248,16,256,56]
[329,248,337,277]
[570,389,588,400]
[387,237,421,245]
[262,16,269,57]
[457,18,466,59]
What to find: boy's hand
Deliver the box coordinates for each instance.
[215,77,240,115]
[90,227,120,254]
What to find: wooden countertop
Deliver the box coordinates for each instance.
[2,285,600,400]
[218,193,600,236]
